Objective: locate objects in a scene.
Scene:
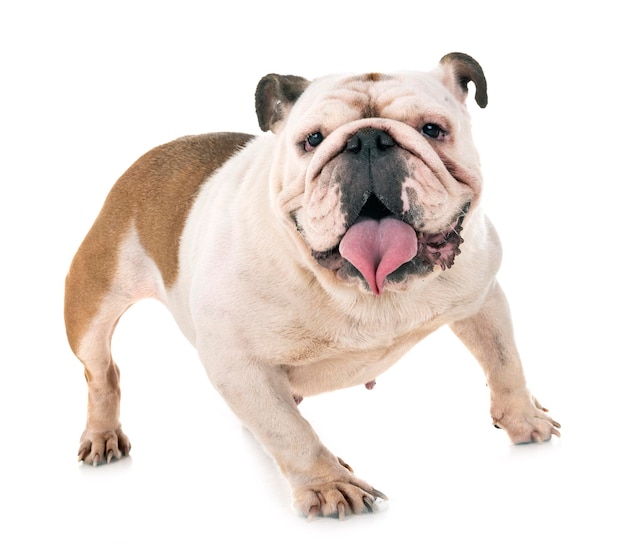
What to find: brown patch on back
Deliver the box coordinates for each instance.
[64,132,253,353]
[131,132,253,285]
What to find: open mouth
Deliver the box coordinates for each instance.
[312,195,469,294]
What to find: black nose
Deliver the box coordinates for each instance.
[345,128,396,154]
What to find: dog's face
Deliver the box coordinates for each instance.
[256,53,488,295]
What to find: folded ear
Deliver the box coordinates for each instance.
[255,74,310,133]
[438,52,488,108]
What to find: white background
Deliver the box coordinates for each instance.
[1,1,624,543]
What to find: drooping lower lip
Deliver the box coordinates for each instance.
[312,203,469,292]
[416,205,468,271]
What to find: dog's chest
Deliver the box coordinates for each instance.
[263,309,439,395]
[282,329,423,396]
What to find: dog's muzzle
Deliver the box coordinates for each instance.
[310,128,468,294]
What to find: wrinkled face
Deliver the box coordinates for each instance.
[273,70,484,295]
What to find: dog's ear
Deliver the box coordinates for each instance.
[438,53,488,108]
[255,74,310,133]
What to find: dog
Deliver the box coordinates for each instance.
[64,52,560,518]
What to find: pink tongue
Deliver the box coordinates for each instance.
[339,217,418,294]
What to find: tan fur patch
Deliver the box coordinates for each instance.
[65,132,253,351]
[356,72,388,83]
[132,133,253,285]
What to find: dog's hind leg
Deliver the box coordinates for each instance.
[65,218,164,465]
[64,134,252,466]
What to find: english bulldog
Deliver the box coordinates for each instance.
[64,52,560,518]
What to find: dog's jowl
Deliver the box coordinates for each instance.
[65,53,560,519]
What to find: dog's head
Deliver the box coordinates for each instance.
[256,53,487,295]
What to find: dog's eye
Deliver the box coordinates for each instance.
[304,131,324,151]
[421,123,446,140]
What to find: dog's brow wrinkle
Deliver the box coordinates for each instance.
[363,102,379,118]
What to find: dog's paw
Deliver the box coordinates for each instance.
[293,466,387,519]
[77,428,131,466]
[492,394,561,444]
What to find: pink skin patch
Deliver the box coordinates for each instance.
[338,217,418,295]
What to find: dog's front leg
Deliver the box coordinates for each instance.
[198,343,385,518]
[450,281,560,443]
